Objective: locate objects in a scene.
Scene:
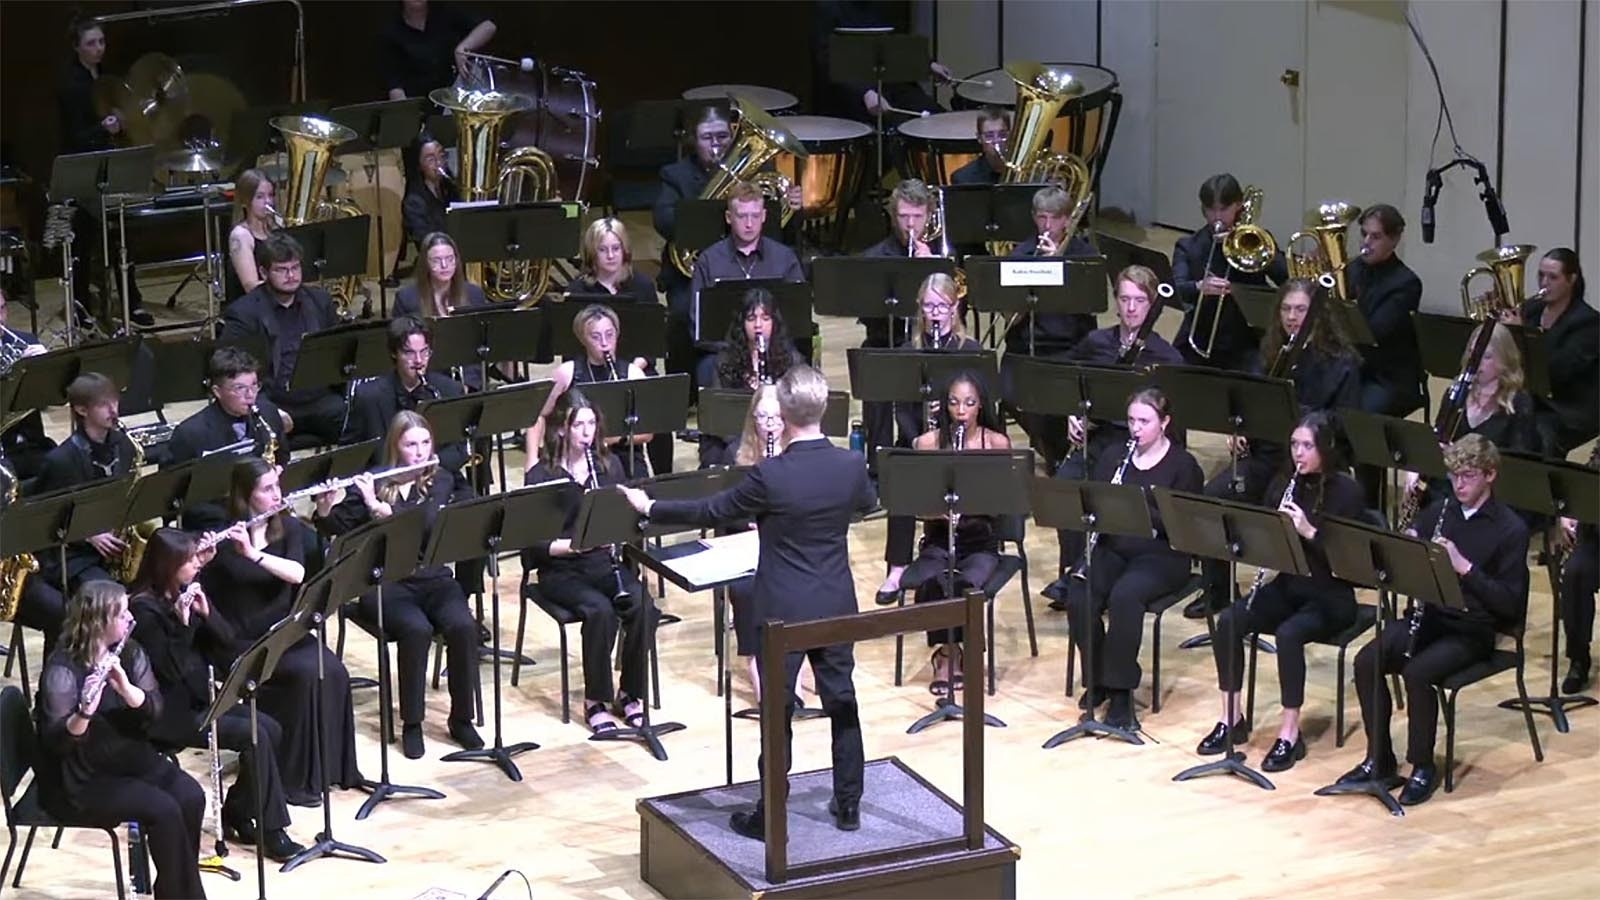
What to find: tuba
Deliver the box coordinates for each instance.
[667,96,805,277]
[1460,244,1537,320]
[269,115,370,318]
[1287,201,1359,298]
[0,459,39,623]
[992,62,1093,257]
[428,87,560,307]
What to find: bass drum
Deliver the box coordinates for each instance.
[491,61,602,204]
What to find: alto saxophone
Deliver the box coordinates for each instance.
[1071,437,1137,581]
[113,423,159,583]
[250,404,278,464]
[0,459,39,622]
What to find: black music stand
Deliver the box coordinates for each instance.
[941,184,1043,248]
[280,217,373,316]
[578,374,692,479]
[50,144,158,334]
[878,448,1031,733]
[425,483,573,780]
[278,557,390,870]
[1007,358,1149,469]
[964,255,1107,355]
[1414,313,1551,400]
[1232,285,1375,348]
[203,591,325,894]
[330,98,430,315]
[223,102,332,176]
[695,278,812,345]
[1157,488,1309,791]
[429,303,545,399]
[672,198,784,259]
[3,337,141,420]
[1096,231,1174,285]
[812,256,955,342]
[1313,514,1464,817]
[122,453,233,528]
[1492,453,1600,731]
[571,487,688,759]
[1031,474,1155,746]
[145,335,271,405]
[845,347,996,448]
[696,388,852,440]
[276,440,383,494]
[548,297,667,365]
[12,476,134,597]
[288,320,392,393]
[828,31,930,179]
[1340,408,1449,521]
[446,200,583,280]
[324,506,448,819]
[1155,365,1299,649]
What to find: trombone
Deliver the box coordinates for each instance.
[1188,185,1277,359]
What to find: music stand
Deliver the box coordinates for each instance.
[446,200,583,274]
[1340,408,1449,523]
[1232,286,1376,348]
[278,557,390,870]
[878,448,1032,732]
[964,255,1107,355]
[50,144,158,334]
[224,101,332,176]
[4,337,141,421]
[672,198,784,257]
[287,320,392,392]
[1313,514,1465,817]
[547,297,667,365]
[812,256,955,342]
[429,304,548,401]
[577,374,692,479]
[1031,474,1155,746]
[144,335,270,405]
[330,97,430,316]
[1007,356,1150,442]
[694,278,812,345]
[1157,487,1309,791]
[1095,231,1174,285]
[424,483,575,780]
[828,31,931,179]
[13,475,135,596]
[697,388,852,439]
[277,440,383,494]
[280,216,373,314]
[123,453,236,527]
[1491,453,1600,731]
[1414,313,1551,399]
[846,347,996,448]
[941,184,1044,248]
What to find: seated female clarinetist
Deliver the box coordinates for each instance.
[525,303,655,479]
[522,389,657,734]
[697,287,804,469]
[312,412,482,760]
[130,527,306,860]
[1198,411,1364,771]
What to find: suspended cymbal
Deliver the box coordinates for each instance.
[101,53,190,146]
[158,148,222,174]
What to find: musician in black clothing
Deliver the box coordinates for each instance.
[225,170,277,303]
[129,528,305,862]
[1199,413,1364,771]
[346,317,467,468]
[1342,434,1529,806]
[1171,174,1287,372]
[655,106,731,380]
[1556,447,1598,693]
[0,287,54,479]
[35,581,206,900]
[1041,266,1182,603]
[1501,248,1597,454]
[1348,203,1425,417]
[165,347,289,531]
[622,365,877,840]
[220,233,346,446]
[949,108,1010,185]
[567,216,658,304]
[400,135,458,253]
[689,183,807,325]
[394,232,488,320]
[380,0,496,100]
[811,0,949,123]
[1062,388,1203,729]
[315,412,480,759]
[31,373,137,591]
[698,288,803,469]
[525,304,654,478]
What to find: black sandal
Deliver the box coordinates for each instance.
[928,648,951,697]
[586,702,619,734]
[950,647,965,692]
[618,694,646,729]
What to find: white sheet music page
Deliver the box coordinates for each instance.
[662,529,760,588]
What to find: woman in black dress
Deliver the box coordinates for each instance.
[130,527,305,860]
[201,457,363,800]
[1199,412,1365,771]
[1063,387,1203,729]
[313,412,481,760]
[697,287,803,468]
[225,168,276,302]
[400,133,458,252]
[522,389,655,734]
[35,581,207,899]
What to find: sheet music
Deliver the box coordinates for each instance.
[661,529,760,588]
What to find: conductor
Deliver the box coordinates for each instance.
[621,365,876,841]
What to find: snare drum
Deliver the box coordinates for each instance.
[896,111,982,185]
[770,116,873,218]
[953,63,1119,164]
[682,84,799,114]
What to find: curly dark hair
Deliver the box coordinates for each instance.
[716,288,798,389]
[1260,278,1356,366]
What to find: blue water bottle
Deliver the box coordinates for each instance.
[849,420,866,458]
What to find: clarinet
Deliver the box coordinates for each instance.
[925,322,945,431]
[603,350,621,381]
[586,445,631,604]
[756,333,771,385]
[764,425,777,459]
[1240,471,1300,606]
[1408,496,1452,657]
[1071,437,1137,581]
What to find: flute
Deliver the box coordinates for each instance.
[286,458,439,504]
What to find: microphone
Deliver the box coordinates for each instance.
[1421,168,1442,243]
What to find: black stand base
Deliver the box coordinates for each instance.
[479,644,536,666]
[281,834,388,874]
[1497,693,1597,734]
[1173,752,1275,790]
[354,777,447,821]
[906,697,1006,735]
[732,706,828,721]
[1041,711,1143,748]
[198,857,241,882]
[1179,633,1277,652]
[590,721,687,761]
[440,737,541,782]
[1313,778,1405,817]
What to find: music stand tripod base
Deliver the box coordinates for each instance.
[1179,632,1277,653]
[1497,692,1597,734]
[1313,777,1404,817]
[1042,709,1142,748]
[588,720,689,762]
[908,695,1006,735]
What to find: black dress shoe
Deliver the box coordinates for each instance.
[1398,765,1441,806]
[129,308,156,328]
[1195,718,1251,755]
[285,791,321,808]
[1561,658,1591,695]
[1335,757,1402,790]
[828,797,861,831]
[1077,686,1108,711]
[221,809,258,845]
[1183,590,1228,620]
[448,717,484,750]
[1104,690,1136,729]
[728,809,765,841]
[1261,736,1306,772]
[262,829,307,863]
[1042,578,1069,605]
[402,723,425,760]
[875,587,901,606]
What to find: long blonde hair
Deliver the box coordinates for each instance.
[579,217,633,282]
[914,272,965,348]
[62,581,127,668]
[735,385,782,466]
[379,410,437,503]
[1461,322,1524,415]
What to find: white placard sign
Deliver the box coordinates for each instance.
[998,259,1065,288]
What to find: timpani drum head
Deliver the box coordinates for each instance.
[682,84,799,113]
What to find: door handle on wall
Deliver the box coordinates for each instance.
[1280,69,1301,87]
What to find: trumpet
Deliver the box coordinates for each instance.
[1071,437,1137,581]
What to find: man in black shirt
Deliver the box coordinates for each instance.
[1343,434,1530,806]
[346,316,468,472]
[688,181,806,368]
[1171,174,1287,372]
[949,108,1010,185]
[655,106,731,384]
[165,347,288,530]
[219,233,345,446]
[1348,203,1425,418]
[380,0,496,100]
[1503,248,1597,454]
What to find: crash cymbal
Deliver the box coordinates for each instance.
[183,71,247,153]
[121,53,189,146]
[158,148,222,174]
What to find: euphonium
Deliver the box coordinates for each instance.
[1460,243,1537,320]
[269,115,369,318]
[1287,201,1359,297]
[428,87,560,307]
[0,459,38,623]
[992,62,1093,257]
[667,96,806,277]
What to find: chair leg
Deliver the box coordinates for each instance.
[1151,611,1164,714]
[431,637,444,690]
[1335,645,1349,748]
[986,597,997,697]
[511,596,528,688]
[1514,662,1545,763]
[893,592,906,687]
[109,830,126,900]
[558,625,572,724]
[336,609,347,659]
[0,824,16,890]
[2,624,17,677]
[1020,565,1038,657]
[12,627,28,707]
[14,826,37,888]
[1440,687,1457,793]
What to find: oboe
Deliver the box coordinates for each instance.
[1072,437,1137,581]
[1409,496,1452,657]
